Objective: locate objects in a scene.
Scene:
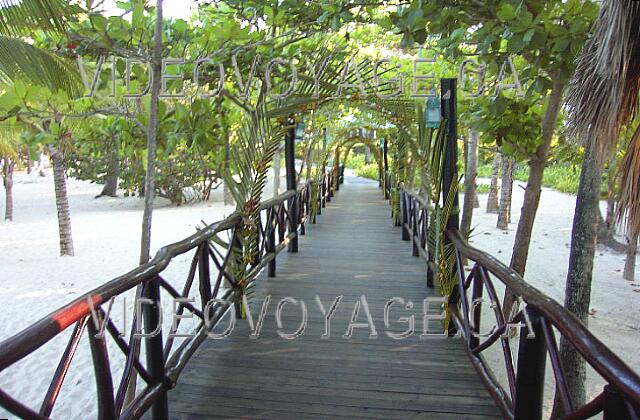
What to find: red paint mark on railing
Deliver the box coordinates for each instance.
[52,295,103,331]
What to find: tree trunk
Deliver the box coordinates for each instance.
[624,230,638,281]
[49,147,74,256]
[126,0,163,408]
[605,175,616,236]
[461,129,479,236]
[486,151,500,213]
[223,130,234,206]
[38,153,46,177]
[139,0,163,265]
[552,139,603,416]
[273,147,281,198]
[2,157,15,221]
[365,146,372,164]
[597,209,627,252]
[497,156,514,230]
[98,138,119,198]
[509,77,565,276]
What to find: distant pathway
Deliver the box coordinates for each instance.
[169,176,500,419]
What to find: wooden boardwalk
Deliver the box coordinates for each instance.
[169,176,501,419]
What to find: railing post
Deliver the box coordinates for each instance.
[603,385,631,420]
[316,180,322,215]
[334,147,341,192]
[328,172,333,200]
[469,267,483,348]
[440,78,460,290]
[299,189,306,236]
[412,199,419,257]
[423,207,435,288]
[383,138,389,198]
[143,276,169,420]
[231,231,244,318]
[268,209,276,278]
[441,78,460,232]
[285,115,298,253]
[514,307,546,420]
[401,189,410,241]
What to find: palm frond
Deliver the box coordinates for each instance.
[567,0,640,237]
[0,122,22,157]
[0,0,81,37]
[0,37,82,94]
[616,124,640,235]
[566,0,640,152]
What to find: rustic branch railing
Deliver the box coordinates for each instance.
[0,172,340,420]
[446,229,640,420]
[399,187,436,288]
[394,187,640,420]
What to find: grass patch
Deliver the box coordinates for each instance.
[475,184,490,194]
[477,163,584,195]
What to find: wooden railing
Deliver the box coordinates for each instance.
[397,187,640,420]
[447,230,640,420]
[0,170,343,420]
[399,187,436,287]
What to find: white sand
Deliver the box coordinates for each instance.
[0,172,637,418]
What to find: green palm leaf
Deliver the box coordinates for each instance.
[0,37,82,94]
[0,0,81,37]
[0,0,83,94]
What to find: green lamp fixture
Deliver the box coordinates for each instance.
[425,97,441,128]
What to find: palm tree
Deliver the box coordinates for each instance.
[0,130,18,221]
[0,0,82,94]
[0,0,83,253]
[554,0,640,414]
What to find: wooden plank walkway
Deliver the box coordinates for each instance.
[169,175,501,419]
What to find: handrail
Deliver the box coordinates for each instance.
[0,186,305,371]
[397,187,437,287]
[446,228,640,419]
[0,172,338,420]
[389,183,640,419]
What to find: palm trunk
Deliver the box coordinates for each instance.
[461,129,479,236]
[98,138,119,198]
[139,0,163,265]
[624,230,638,281]
[49,147,74,256]
[2,157,15,221]
[605,172,616,235]
[597,209,627,252]
[497,156,514,230]
[486,151,500,213]
[510,77,565,276]
[552,138,604,416]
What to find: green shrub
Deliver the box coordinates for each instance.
[355,163,379,180]
[476,162,591,195]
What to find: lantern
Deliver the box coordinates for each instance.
[425,97,441,128]
[295,119,305,142]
